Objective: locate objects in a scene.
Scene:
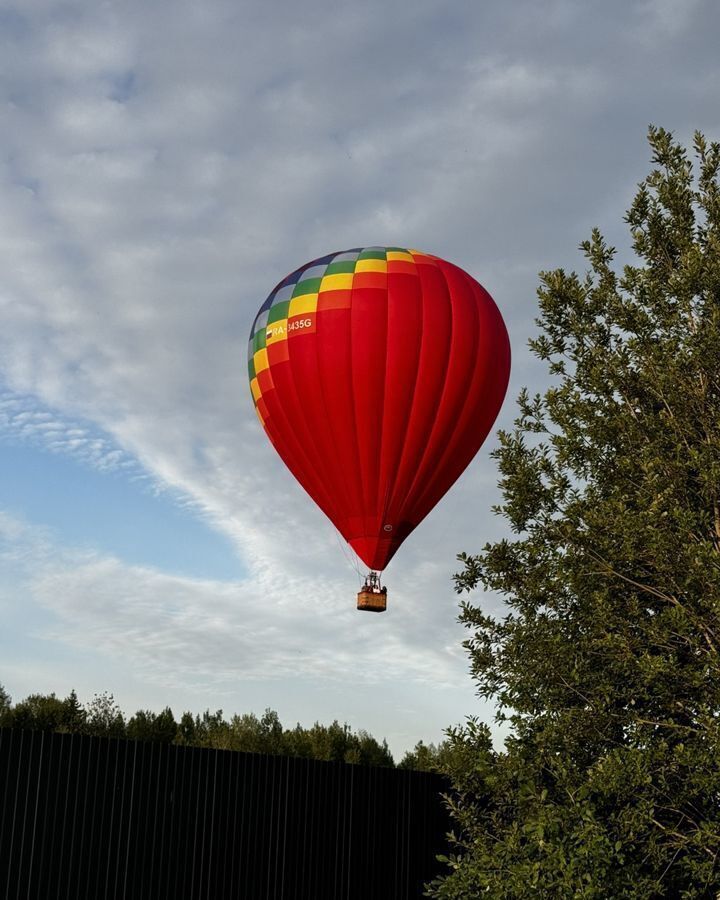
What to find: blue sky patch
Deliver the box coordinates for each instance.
[0,442,245,581]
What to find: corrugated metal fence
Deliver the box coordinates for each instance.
[0,728,450,899]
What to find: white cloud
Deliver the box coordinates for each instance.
[0,391,142,474]
[0,505,481,756]
[34,555,465,687]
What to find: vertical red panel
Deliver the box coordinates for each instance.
[349,285,388,523]
[260,365,340,524]
[407,272,511,524]
[313,307,366,541]
[382,261,452,532]
[376,272,424,528]
[396,260,480,529]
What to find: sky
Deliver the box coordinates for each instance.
[0,0,718,759]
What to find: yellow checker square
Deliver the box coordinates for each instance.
[387,251,414,263]
[319,272,354,292]
[355,259,387,274]
[254,348,269,373]
[289,294,318,317]
[250,377,262,402]
[266,320,287,345]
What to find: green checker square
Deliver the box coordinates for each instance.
[248,357,256,380]
[253,329,267,352]
[292,277,322,297]
[385,246,408,253]
[358,249,387,260]
[324,260,356,275]
[267,300,290,324]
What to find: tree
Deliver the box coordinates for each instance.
[258,708,284,754]
[8,693,68,731]
[222,710,280,753]
[127,707,177,743]
[230,711,261,752]
[1,689,85,732]
[430,128,720,898]
[176,711,197,745]
[0,684,11,724]
[193,708,232,749]
[59,689,86,733]
[354,730,395,767]
[85,692,126,738]
[0,683,400,769]
[283,722,314,758]
[398,740,445,772]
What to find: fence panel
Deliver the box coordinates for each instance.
[0,728,450,899]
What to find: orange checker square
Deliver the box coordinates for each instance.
[256,367,275,395]
[256,396,270,423]
[387,260,417,276]
[409,250,438,266]
[287,312,317,336]
[352,271,387,291]
[267,340,290,365]
[317,289,352,311]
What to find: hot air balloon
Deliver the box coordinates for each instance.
[248,247,510,612]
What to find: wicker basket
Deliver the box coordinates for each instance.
[357,590,387,613]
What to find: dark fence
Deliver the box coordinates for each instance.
[0,728,451,899]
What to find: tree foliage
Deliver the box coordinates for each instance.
[398,739,456,772]
[85,692,126,738]
[0,683,395,767]
[4,690,85,733]
[430,128,720,898]
[0,684,11,715]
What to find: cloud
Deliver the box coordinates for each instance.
[0,391,142,475]
[0,507,469,694]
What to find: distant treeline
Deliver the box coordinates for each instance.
[0,683,446,771]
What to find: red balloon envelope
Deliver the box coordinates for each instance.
[248,246,510,571]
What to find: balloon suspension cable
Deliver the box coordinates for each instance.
[335,530,364,585]
[361,570,385,593]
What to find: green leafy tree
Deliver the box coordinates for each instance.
[127,707,177,743]
[430,129,720,898]
[193,708,232,749]
[153,706,178,743]
[283,722,314,758]
[0,683,399,768]
[219,710,276,753]
[0,684,11,725]
[303,720,355,763]
[85,692,126,738]
[58,689,86,732]
[354,730,395,767]
[399,740,445,772]
[6,691,79,731]
[176,711,197,745]
[258,708,284,754]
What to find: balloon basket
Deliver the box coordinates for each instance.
[357,589,387,612]
[357,573,387,612]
